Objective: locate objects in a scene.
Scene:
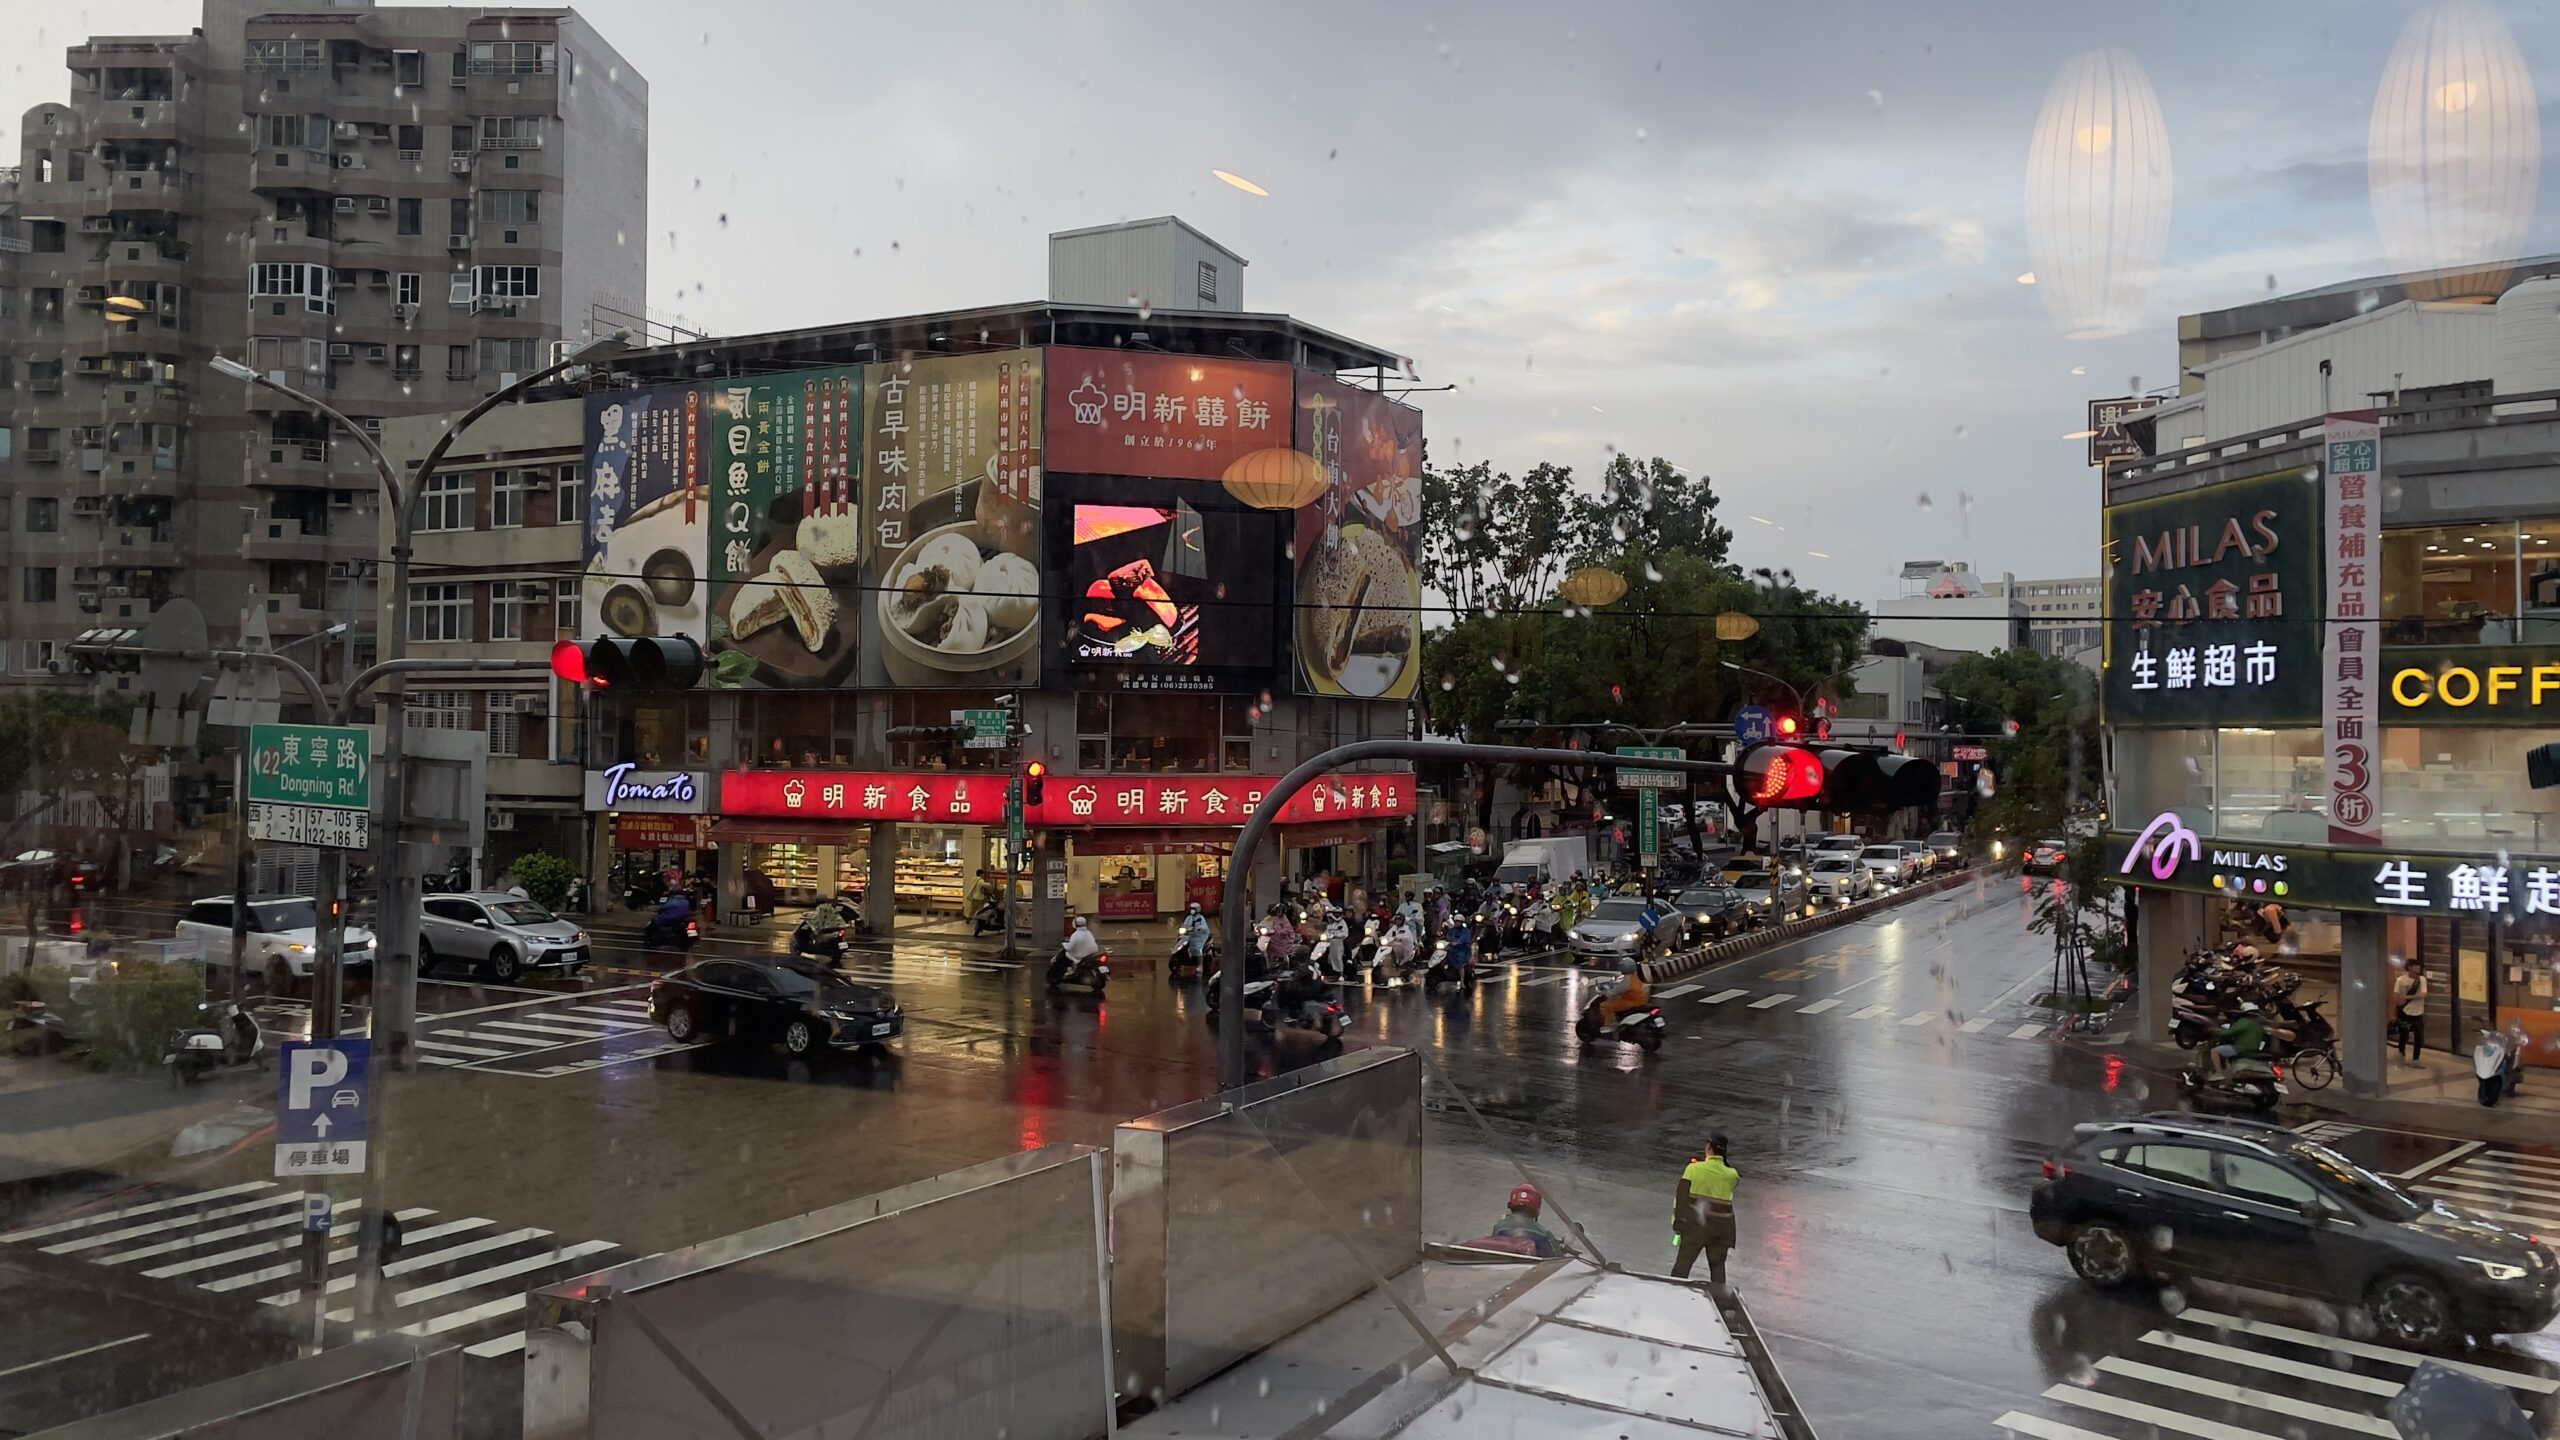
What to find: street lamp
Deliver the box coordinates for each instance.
[1719,659,1865,716]
[212,329,629,1333]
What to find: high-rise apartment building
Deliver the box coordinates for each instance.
[0,1,645,696]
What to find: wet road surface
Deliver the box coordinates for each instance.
[12,877,2560,1438]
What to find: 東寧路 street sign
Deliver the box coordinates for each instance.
[1614,745,1684,790]
[248,723,371,810]
[275,1038,369,1176]
[955,708,1011,750]
[247,802,370,850]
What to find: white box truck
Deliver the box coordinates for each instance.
[1494,835,1592,888]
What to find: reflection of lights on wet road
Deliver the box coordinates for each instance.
[2103,1054,2123,1093]
[1020,1113,1045,1151]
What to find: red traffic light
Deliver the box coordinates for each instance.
[1742,745,1826,806]
[1024,761,1047,806]
[1776,714,1801,738]
[549,639,590,686]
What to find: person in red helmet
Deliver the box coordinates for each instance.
[1489,1182,1559,1257]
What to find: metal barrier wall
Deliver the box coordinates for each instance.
[30,1334,458,1440]
[521,1145,1114,1440]
[1113,1047,1423,1403]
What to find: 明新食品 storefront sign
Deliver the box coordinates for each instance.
[718,770,1414,828]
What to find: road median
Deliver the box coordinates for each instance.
[1642,863,1987,984]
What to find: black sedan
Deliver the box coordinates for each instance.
[2021,837,2069,875]
[2031,1114,2559,1347]
[1673,884,1752,945]
[649,957,903,1058]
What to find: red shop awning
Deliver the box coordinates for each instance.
[704,819,869,847]
[1277,821,1390,850]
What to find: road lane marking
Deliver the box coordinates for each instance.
[2175,1307,2558,1392]
[2093,1355,2393,1436]
[1700,989,1749,1005]
[2137,1330,2400,1398]
[98,1198,358,1266]
[2008,1023,2045,1040]
[0,1182,276,1244]
[2459,1150,2560,1181]
[2394,1138,2483,1181]
[433,985,644,1020]
[0,1333,150,1380]
[2043,1383,2287,1440]
[2413,1190,2560,1231]
[262,1225,555,1307]
[1847,1004,1892,1020]
[1960,1017,1994,1033]
[432,1028,565,1047]
[1796,998,1841,1014]
[1900,1011,1935,1026]
[1652,984,1700,999]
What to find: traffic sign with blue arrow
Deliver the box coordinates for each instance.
[275,1038,369,1176]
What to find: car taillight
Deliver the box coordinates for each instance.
[2041,1159,2069,1180]
[2271,1064,2285,1080]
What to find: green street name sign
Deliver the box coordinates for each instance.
[247,723,371,811]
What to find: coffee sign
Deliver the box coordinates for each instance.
[2103,468,2321,728]
[2381,646,2560,725]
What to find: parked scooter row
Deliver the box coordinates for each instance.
[2168,946,2333,1069]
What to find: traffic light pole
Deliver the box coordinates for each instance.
[1215,740,1740,1093]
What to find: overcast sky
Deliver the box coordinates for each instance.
[9,1,2557,609]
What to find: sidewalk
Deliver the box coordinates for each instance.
[0,1055,262,1218]
[2305,1043,2560,1144]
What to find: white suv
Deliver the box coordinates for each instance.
[176,897,377,996]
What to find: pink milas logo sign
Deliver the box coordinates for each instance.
[2122,811,2202,880]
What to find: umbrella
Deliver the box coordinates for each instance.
[2387,1360,2535,1439]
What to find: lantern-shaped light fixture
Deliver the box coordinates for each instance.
[2369,0,2540,302]
[1558,567,1628,609]
[1219,447,1327,511]
[1713,611,1761,642]
[2023,49,2173,340]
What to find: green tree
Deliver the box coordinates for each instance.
[1935,648,2101,851]
[506,852,580,911]
[1571,455,1734,569]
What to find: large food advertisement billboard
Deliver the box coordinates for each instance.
[858,350,1044,688]
[582,382,711,653]
[1293,378,1423,698]
[1064,501,1281,683]
[701,367,865,689]
[1045,347,1291,481]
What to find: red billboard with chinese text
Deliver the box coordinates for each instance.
[718,770,1414,829]
[1045,348,1293,481]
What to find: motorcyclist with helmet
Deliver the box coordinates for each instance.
[1176,901,1211,964]
[2211,1000,2267,1077]
[1488,1183,1560,1257]
[1587,951,1652,1031]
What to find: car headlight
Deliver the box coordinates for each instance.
[2462,1256,2531,1281]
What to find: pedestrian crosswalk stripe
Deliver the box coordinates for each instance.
[2461,1152,2560,1184]
[1700,989,1749,1004]
[435,1028,563,1048]
[509,1011,623,1031]
[2174,1306,2557,1392]
[1960,1017,1994,1033]
[2420,1167,2560,1206]
[1797,998,1842,1014]
[0,1181,275,1245]
[2008,1023,2044,1040]
[478,1018,616,1041]
[2043,1383,2280,1440]
[1994,1412,2112,1440]
[547,1013,651,1031]
[1747,993,1794,1009]
[1900,1011,1935,1026]
[389,1238,615,1310]
[416,1038,514,1059]
[1847,1003,1892,1020]
[2413,1191,2560,1232]
[2091,1355,2394,1436]
[465,1332,530,1360]
[46,1190,305,1256]
[1517,973,1562,987]
[1652,984,1700,999]
[2136,1329,2400,1398]
[98,1198,359,1266]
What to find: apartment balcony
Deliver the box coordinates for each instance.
[101,168,189,211]
[248,149,337,194]
[241,519,359,565]
[247,438,332,489]
[107,523,181,566]
[259,595,337,637]
[90,99,179,143]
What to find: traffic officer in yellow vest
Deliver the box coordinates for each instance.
[1672,1132,1739,1285]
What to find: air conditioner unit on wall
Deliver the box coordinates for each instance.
[333,196,356,212]
[446,234,469,250]
[393,302,416,320]
[336,152,360,169]
[327,343,352,358]
[485,807,515,832]
[449,154,470,172]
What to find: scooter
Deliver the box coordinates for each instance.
[971,896,1006,937]
[2476,1029,2525,1107]
[2177,1056,2285,1114]
[1574,988,1667,1052]
[1311,914,1352,978]
[1517,898,1560,951]
[791,916,852,962]
[642,911,700,950]
[1347,916,1384,976]
[164,1000,265,1084]
[6,998,75,1056]
[1046,945,1110,992]
[1423,941,1479,994]
[2169,1001,2222,1051]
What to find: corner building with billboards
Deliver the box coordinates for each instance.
[2106,381,2560,1096]
[570,250,1422,937]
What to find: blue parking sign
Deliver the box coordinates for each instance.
[275,1038,369,1177]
